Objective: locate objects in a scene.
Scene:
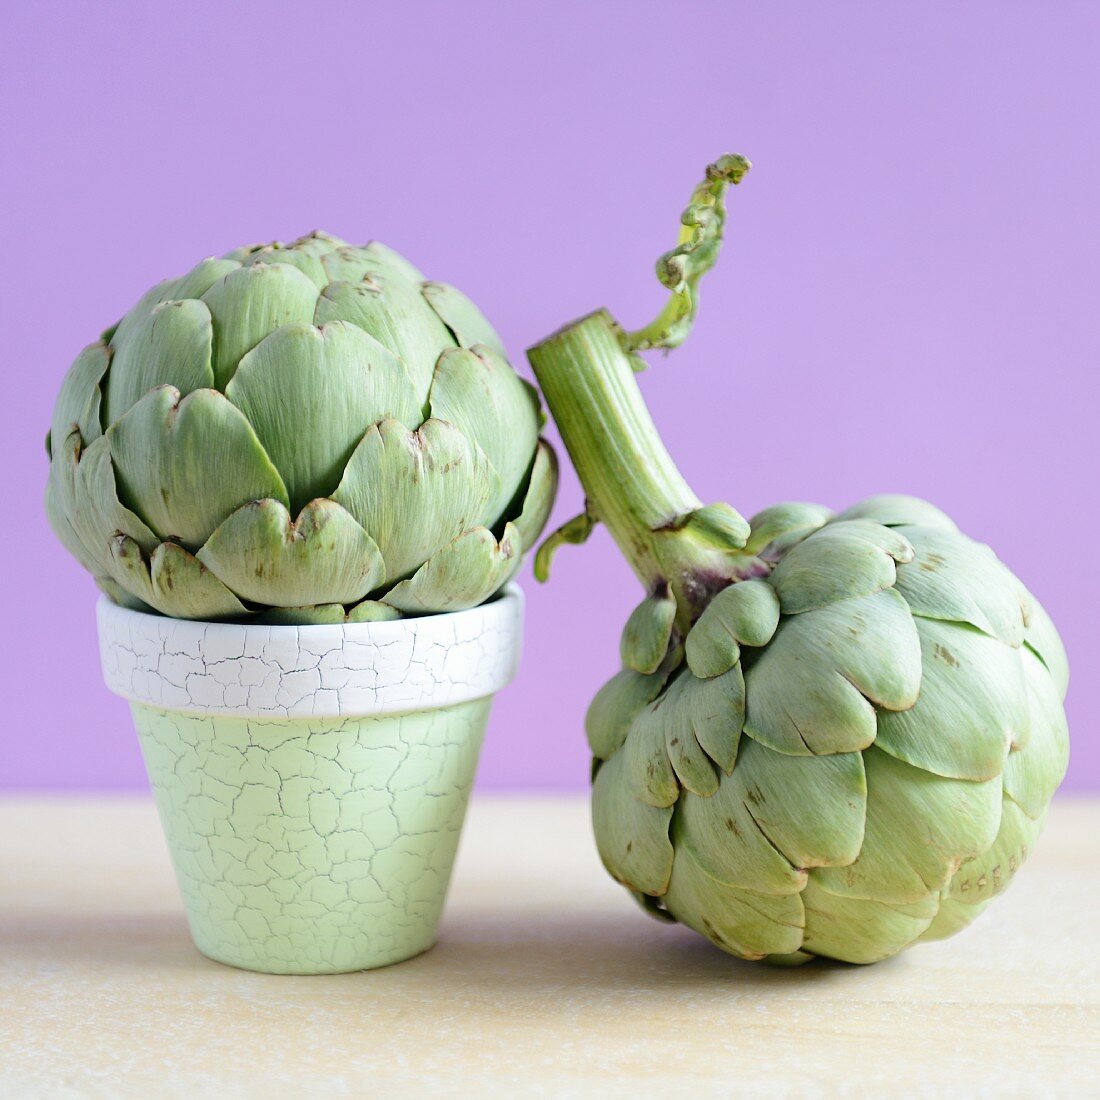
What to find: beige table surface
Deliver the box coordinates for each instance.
[1,793,1097,1098]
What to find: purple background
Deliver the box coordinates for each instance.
[2,3,1096,791]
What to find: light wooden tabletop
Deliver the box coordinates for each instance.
[1,794,1096,1097]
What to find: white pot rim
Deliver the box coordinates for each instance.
[97,585,524,719]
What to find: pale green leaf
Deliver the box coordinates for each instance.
[106,386,289,549]
[330,417,498,583]
[768,520,913,614]
[50,342,109,450]
[202,262,319,388]
[509,439,558,551]
[663,842,805,960]
[197,497,385,607]
[744,502,832,558]
[894,525,1027,647]
[226,321,420,512]
[315,275,454,400]
[381,523,521,613]
[1002,648,1069,819]
[422,281,508,357]
[835,494,958,532]
[875,618,1022,780]
[429,346,541,522]
[948,796,1045,906]
[813,747,1003,905]
[586,665,671,761]
[732,737,867,869]
[104,299,215,426]
[620,593,676,674]
[591,750,674,896]
[801,876,937,963]
[744,589,921,756]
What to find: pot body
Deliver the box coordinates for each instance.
[97,587,523,974]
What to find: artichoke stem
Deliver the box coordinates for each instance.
[529,310,755,629]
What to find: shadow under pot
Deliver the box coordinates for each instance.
[96,585,523,975]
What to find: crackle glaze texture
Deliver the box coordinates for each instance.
[98,589,523,719]
[133,699,489,973]
[99,589,522,973]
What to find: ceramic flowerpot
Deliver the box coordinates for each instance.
[96,586,523,975]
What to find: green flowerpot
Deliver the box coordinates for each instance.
[97,587,523,974]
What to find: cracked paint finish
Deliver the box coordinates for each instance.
[98,590,522,974]
[98,587,524,718]
[133,699,489,973]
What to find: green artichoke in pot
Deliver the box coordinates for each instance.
[47,232,557,623]
[527,156,1069,964]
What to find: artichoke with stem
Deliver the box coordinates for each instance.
[528,156,1069,964]
[47,232,557,623]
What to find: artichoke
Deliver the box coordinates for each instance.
[47,232,557,623]
[528,156,1069,964]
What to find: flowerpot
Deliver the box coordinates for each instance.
[96,585,523,975]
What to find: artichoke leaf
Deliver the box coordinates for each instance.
[680,502,750,549]
[682,663,745,774]
[893,525,1027,648]
[253,604,348,625]
[875,618,1022,781]
[244,246,328,289]
[106,386,289,550]
[744,589,921,756]
[1020,588,1069,699]
[202,262,319,389]
[948,796,1045,906]
[800,876,937,964]
[1002,648,1070,819]
[45,434,103,575]
[917,893,992,942]
[346,600,403,623]
[591,749,674,897]
[621,694,681,808]
[620,592,676,674]
[49,431,159,579]
[50,342,109,451]
[422,281,508,357]
[171,257,246,301]
[509,440,558,551]
[586,664,672,760]
[226,321,420,513]
[331,417,498,584]
[107,258,240,347]
[685,578,780,679]
[662,841,805,960]
[381,522,521,614]
[743,501,832,559]
[319,241,426,287]
[660,674,719,796]
[110,535,248,621]
[197,497,385,608]
[104,299,215,426]
[283,231,350,259]
[428,345,541,522]
[732,737,867,870]
[813,747,1003,905]
[67,433,160,561]
[768,519,914,615]
[675,776,806,896]
[835,494,958,532]
[315,276,454,400]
